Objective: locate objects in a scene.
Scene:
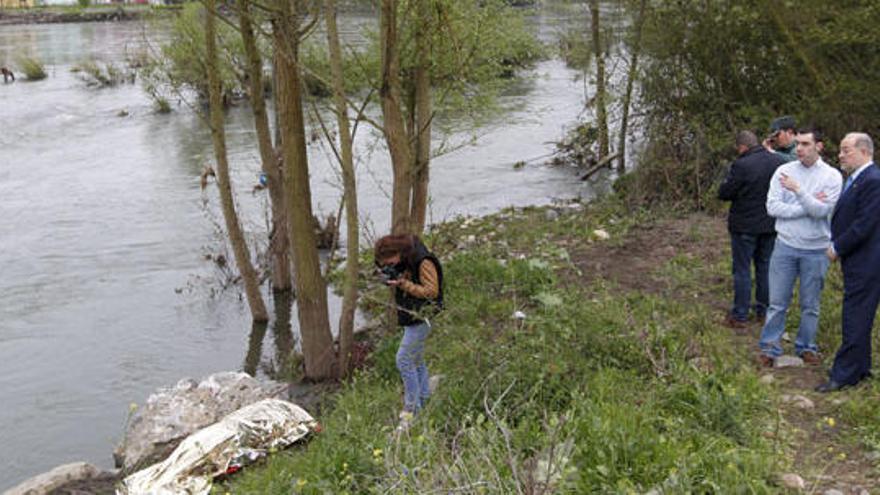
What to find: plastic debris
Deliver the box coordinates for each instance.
[119,398,317,495]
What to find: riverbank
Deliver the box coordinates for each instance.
[203,196,878,493]
[0,5,169,25]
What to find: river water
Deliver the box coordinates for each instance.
[0,6,594,489]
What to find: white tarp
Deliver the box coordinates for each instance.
[119,398,317,495]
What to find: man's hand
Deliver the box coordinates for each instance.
[826,246,838,262]
[815,191,828,202]
[780,172,800,193]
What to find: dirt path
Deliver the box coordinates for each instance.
[562,212,877,493]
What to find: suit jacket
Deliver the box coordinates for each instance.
[832,163,880,284]
[718,145,786,234]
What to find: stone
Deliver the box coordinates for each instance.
[593,229,610,240]
[780,473,805,490]
[774,355,804,368]
[780,394,815,410]
[759,374,775,385]
[544,209,560,221]
[823,490,844,495]
[114,371,284,471]
[865,450,880,461]
[5,462,101,495]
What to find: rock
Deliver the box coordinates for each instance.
[865,450,880,461]
[114,371,284,472]
[544,209,560,221]
[774,355,804,368]
[780,473,805,490]
[5,462,101,495]
[759,374,775,385]
[512,310,527,320]
[593,229,610,240]
[780,394,815,410]
[823,490,844,495]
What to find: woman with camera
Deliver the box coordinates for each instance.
[374,234,444,426]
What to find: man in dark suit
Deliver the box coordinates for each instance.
[718,131,786,328]
[817,133,880,392]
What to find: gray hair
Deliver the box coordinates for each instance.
[848,132,874,156]
[735,130,758,148]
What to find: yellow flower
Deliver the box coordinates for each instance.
[838,453,847,460]
[373,448,383,458]
[296,478,308,489]
[826,417,836,427]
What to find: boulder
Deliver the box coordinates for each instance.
[114,371,284,472]
[4,462,101,495]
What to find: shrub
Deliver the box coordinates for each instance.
[16,55,47,81]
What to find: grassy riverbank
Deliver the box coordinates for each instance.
[219,197,879,493]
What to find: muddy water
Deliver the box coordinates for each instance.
[0,8,593,489]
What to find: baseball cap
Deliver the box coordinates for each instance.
[769,116,796,133]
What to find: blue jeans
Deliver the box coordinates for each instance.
[397,321,431,413]
[759,240,830,357]
[729,232,776,321]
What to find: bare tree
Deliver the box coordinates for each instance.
[236,0,291,291]
[618,0,647,174]
[204,0,269,323]
[272,0,337,379]
[380,0,415,235]
[409,0,432,234]
[324,0,359,377]
[590,0,609,160]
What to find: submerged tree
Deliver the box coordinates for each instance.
[272,0,337,379]
[235,0,291,292]
[203,0,269,323]
[324,0,359,377]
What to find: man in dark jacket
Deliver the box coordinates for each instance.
[718,130,787,327]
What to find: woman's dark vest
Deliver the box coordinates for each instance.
[395,242,444,327]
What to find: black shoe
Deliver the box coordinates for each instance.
[815,380,847,393]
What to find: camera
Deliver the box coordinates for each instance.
[379,264,403,285]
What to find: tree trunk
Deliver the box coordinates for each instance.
[204,0,269,323]
[409,0,432,235]
[237,0,291,292]
[381,0,413,235]
[273,3,336,380]
[324,0,359,378]
[590,0,609,160]
[617,0,646,174]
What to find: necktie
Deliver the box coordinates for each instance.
[843,176,854,194]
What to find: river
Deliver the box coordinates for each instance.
[0,5,594,489]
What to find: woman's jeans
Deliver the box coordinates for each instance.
[759,240,830,357]
[397,321,431,413]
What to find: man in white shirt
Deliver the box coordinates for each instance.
[757,128,841,367]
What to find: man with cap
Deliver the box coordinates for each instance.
[764,116,798,163]
[718,130,786,328]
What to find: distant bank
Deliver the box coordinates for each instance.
[0,5,173,25]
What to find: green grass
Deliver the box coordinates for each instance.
[217,199,789,494]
